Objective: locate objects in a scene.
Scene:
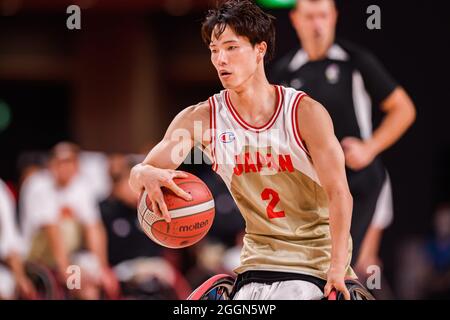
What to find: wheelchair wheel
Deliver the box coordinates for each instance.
[331,279,375,300]
[25,262,64,300]
[187,274,235,300]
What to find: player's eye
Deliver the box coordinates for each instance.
[227,46,238,51]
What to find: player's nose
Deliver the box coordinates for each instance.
[217,50,228,66]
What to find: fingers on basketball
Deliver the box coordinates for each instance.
[163,178,192,201]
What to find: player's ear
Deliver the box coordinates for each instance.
[256,42,267,63]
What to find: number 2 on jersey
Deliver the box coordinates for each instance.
[261,188,285,219]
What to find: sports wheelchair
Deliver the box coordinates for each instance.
[187,274,375,300]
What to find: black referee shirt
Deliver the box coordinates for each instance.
[269,40,398,142]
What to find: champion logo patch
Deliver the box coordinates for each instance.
[219,131,235,143]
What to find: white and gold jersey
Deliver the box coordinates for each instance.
[208,85,354,280]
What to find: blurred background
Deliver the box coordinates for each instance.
[0,0,449,299]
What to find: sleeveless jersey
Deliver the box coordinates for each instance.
[207,85,354,280]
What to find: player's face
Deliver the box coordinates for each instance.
[209,26,264,89]
[290,0,337,54]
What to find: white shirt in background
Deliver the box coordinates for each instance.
[19,170,100,255]
[0,179,24,259]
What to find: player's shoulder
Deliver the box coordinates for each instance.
[280,85,314,107]
[287,91,328,123]
[296,96,333,141]
[280,85,325,116]
[179,100,210,122]
[188,100,210,114]
[298,95,324,113]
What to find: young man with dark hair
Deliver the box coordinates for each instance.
[130,0,354,300]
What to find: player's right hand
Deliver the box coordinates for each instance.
[324,267,351,300]
[130,164,192,222]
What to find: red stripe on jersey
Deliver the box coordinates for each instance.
[292,92,311,156]
[224,85,284,132]
[209,97,218,172]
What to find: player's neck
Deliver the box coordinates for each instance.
[228,75,276,124]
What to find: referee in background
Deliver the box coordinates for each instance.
[269,0,416,280]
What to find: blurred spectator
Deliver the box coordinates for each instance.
[78,151,112,203]
[100,154,191,299]
[222,230,245,275]
[185,238,227,290]
[100,154,162,266]
[396,204,450,299]
[423,204,450,298]
[395,237,428,300]
[114,256,187,299]
[17,151,47,190]
[0,179,36,299]
[19,142,119,299]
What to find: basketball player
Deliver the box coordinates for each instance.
[269,0,416,275]
[130,0,354,299]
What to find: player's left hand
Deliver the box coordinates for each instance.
[324,267,350,300]
[341,137,376,171]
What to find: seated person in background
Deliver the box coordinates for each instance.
[184,238,228,290]
[0,179,36,300]
[101,154,190,299]
[100,154,162,266]
[19,142,119,299]
[396,204,450,299]
[423,204,450,299]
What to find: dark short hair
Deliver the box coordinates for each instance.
[201,0,276,63]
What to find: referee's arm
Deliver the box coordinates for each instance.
[370,87,416,158]
[343,50,416,171]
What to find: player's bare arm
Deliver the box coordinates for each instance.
[298,96,353,300]
[342,87,416,170]
[129,101,210,222]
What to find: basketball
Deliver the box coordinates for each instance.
[137,171,215,249]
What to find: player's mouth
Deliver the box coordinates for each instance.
[219,70,232,79]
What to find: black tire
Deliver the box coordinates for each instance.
[25,262,63,300]
[336,280,376,300]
